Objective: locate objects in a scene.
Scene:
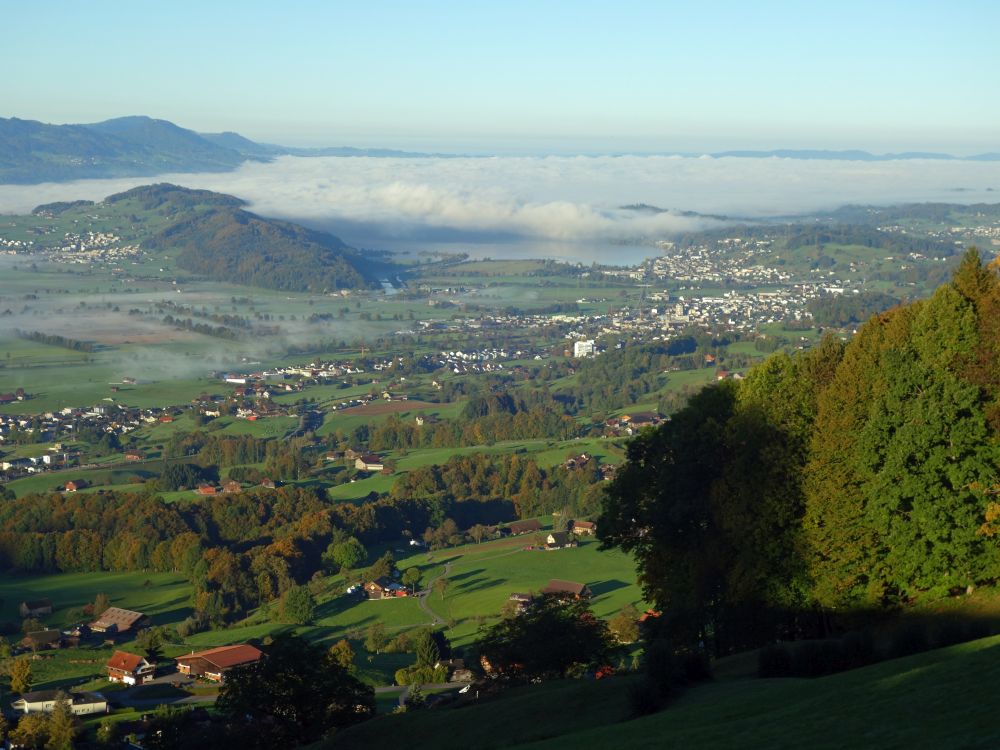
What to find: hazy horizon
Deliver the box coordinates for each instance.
[2,154,999,263]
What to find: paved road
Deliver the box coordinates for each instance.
[375,681,469,708]
[417,561,452,625]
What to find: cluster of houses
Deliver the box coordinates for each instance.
[507,579,594,616]
[500,517,597,551]
[325,448,389,475]
[364,577,411,599]
[217,354,398,389]
[18,604,152,653]
[419,347,542,375]
[603,412,663,437]
[193,478,278,496]
[0,402,186,479]
[9,643,264,718]
[1,227,143,266]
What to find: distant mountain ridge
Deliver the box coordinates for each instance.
[0,116,249,183]
[2,114,998,185]
[709,148,1000,161]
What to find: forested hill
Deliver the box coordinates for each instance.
[117,184,377,292]
[600,248,1000,655]
[35,184,378,292]
[0,116,249,183]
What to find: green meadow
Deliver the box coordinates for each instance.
[328,635,1000,750]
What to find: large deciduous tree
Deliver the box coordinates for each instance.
[476,595,615,683]
[216,634,374,747]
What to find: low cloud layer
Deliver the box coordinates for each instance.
[1,155,999,246]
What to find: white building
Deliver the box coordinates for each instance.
[573,340,595,358]
[11,690,108,716]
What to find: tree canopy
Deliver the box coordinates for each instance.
[215,634,374,747]
[600,249,1000,653]
[476,594,616,683]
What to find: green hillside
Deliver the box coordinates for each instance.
[327,635,1000,749]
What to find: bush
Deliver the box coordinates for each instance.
[791,639,844,677]
[933,619,967,649]
[642,639,679,697]
[177,613,209,638]
[677,650,712,684]
[383,631,415,654]
[887,623,930,659]
[839,630,875,669]
[758,643,793,678]
[395,664,447,686]
[628,676,668,717]
[965,619,994,642]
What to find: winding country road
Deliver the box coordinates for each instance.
[417,561,452,626]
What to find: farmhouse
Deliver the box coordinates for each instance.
[541,579,592,599]
[89,607,150,636]
[365,577,407,599]
[508,519,542,536]
[175,644,263,682]
[21,629,63,650]
[544,531,577,550]
[355,454,385,472]
[123,449,144,462]
[508,592,533,613]
[19,599,53,618]
[221,479,242,494]
[11,690,108,716]
[626,412,660,427]
[196,484,217,495]
[106,650,155,685]
[572,520,597,536]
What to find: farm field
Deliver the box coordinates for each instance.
[396,535,643,647]
[0,571,193,630]
[0,529,641,690]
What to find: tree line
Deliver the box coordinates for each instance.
[600,249,1000,655]
[15,329,95,352]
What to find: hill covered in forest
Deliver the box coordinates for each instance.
[114,184,375,292]
[31,183,379,292]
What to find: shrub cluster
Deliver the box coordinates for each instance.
[629,640,712,717]
[757,619,998,679]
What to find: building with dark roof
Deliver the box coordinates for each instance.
[89,607,150,636]
[541,579,592,599]
[176,644,263,682]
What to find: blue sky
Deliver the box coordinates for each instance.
[5,1,998,153]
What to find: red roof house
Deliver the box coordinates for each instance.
[106,650,155,685]
[175,644,263,682]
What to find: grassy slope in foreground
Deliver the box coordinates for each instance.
[326,635,1000,750]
